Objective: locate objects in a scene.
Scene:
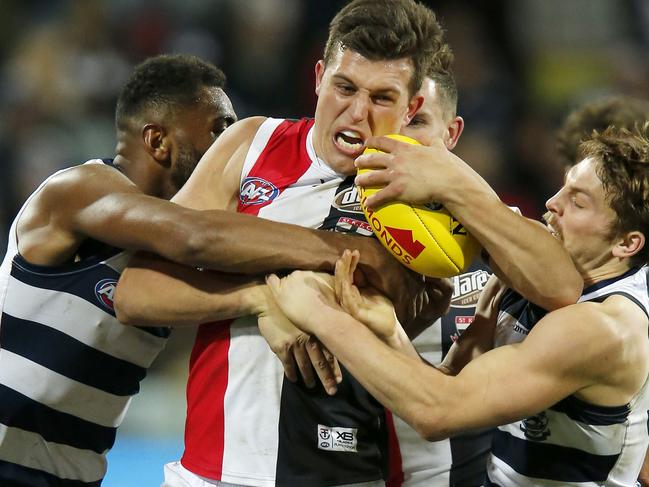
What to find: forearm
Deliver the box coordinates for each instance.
[186,212,375,274]
[313,309,455,440]
[441,186,582,309]
[384,321,420,359]
[115,253,265,327]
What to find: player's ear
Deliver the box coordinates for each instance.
[445,116,464,150]
[612,230,645,259]
[143,124,171,167]
[404,94,424,124]
[315,60,325,96]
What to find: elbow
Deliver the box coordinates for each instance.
[411,412,450,442]
[535,277,583,311]
[403,398,453,442]
[113,290,136,326]
[114,280,146,326]
[520,266,583,310]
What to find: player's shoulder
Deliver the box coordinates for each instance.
[225,116,269,141]
[536,296,643,352]
[198,116,269,168]
[42,160,133,199]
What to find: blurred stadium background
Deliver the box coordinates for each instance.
[0,0,647,485]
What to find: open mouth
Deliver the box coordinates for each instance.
[334,130,365,156]
[542,212,562,240]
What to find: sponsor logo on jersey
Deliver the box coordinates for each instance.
[95,278,117,310]
[454,315,475,334]
[520,412,550,441]
[333,186,363,213]
[451,270,490,308]
[511,322,530,338]
[240,177,280,205]
[335,217,373,236]
[317,424,358,452]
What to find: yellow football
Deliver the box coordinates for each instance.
[357,134,481,278]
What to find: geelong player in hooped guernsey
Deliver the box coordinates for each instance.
[0,160,170,486]
[486,266,649,485]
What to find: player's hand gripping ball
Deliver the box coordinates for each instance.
[357,134,480,278]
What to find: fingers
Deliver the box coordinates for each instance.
[335,250,356,304]
[355,150,394,171]
[425,277,454,298]
[306,338,340,395]
[334,249,358,295]
[293,334,316,388]
[276,346,298,383]
[363,135,401,155]
[265,273,281,297]
[340,277,362,318]
[362,184,404,210]
[322,346,342,385]
[349,249,360,277]
[354,167,393,188]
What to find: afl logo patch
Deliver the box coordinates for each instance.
[240,177,280,205]
[95,278,117,310]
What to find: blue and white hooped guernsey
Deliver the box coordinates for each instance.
[0,160,170,486]
[487,266,649,486]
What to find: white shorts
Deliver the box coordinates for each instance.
[161,460,386,487]
[162,461,246,487]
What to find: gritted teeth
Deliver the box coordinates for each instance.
[336,130,364,151]
[547,224,561,240]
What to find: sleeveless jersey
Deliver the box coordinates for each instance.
[486,266,649,486]
[181,118,387,487]
[388,261,493,486]
[0,159,170,486]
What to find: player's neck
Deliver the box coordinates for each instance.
[581,259,635,288]
[113,153,168,198]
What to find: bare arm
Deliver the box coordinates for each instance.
[116,117,426,326]
[113,117,270,326]
[267,277,645,441]
[16,129,406,280]
[114,253,266,326]
[437,274,505,375]
[354,136,583,310]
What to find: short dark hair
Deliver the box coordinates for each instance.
[323,0,444,96]
[579,122,649,266]
[556,95,649,166]
[115,54,226,130]
[426,43,458,118]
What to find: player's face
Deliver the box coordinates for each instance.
[401,78,449,146]
[544,157,619,275]
[171,87,237,190]
[313,47,422,175]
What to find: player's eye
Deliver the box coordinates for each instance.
[409,115,427,127]
[337,84,356,95]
